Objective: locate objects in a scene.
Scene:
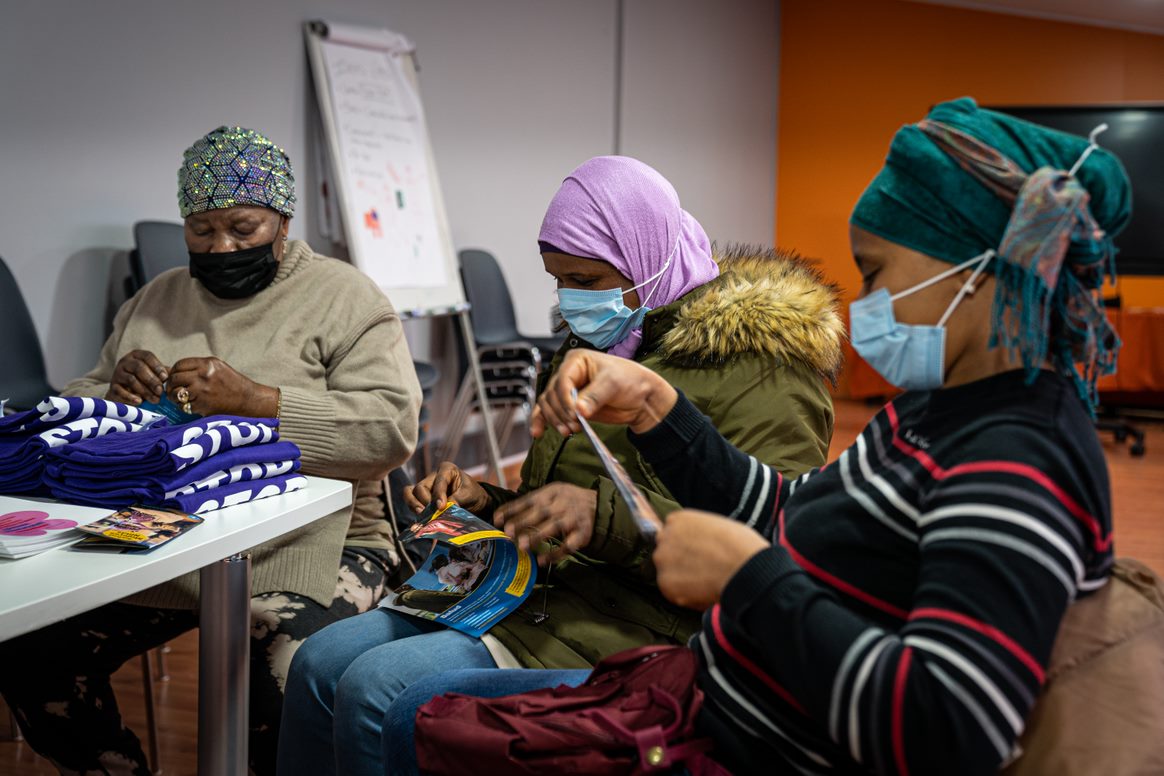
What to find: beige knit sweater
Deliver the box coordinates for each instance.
[63,240,422,608]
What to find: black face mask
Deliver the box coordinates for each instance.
[188,241,279,299]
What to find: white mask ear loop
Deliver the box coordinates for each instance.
[629,234,680,308]
[1068,123,1108,178]
[890,250,993,302]
[937,250,995,327]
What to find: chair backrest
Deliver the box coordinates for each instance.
[458,249,521,346]
[132,221,187,288]
[0,256,54,410]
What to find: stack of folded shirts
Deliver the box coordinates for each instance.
[0,397,164,495]
[44,416,305,513]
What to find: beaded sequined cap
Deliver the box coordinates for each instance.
[178,126,296,218]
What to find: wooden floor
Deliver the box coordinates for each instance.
[2,399,1161,775]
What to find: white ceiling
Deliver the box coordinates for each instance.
[905,0,1164,36]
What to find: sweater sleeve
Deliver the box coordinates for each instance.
[630,391,818,541]
[588,358,830,563]
[277,306,421,483]
[60,292,146,399]
[708,424,1107,776]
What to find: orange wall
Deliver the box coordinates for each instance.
[776,0,1164,392]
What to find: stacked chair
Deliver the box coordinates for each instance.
[435,250,563,467]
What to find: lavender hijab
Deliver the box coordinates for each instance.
[538,156,719,358]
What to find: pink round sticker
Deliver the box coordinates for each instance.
[0,511,78,537]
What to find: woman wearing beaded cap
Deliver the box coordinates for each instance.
[0,126,422,775]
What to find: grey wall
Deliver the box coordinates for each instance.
[0,0,778,387]
[621,0,779,248]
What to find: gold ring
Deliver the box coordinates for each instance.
[182,401,193,415]
[175,386,190,404]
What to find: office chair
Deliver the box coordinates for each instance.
[123,221,186,773]
[129,221,187,293]
[1095,295,1146,457]
[0,255,56,411]
[458,249,564,355]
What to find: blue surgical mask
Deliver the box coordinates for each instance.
[849,250,993,391]
[557,251,674,350]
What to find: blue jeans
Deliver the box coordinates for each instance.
[381,668,591,776]
[276,608,496,776]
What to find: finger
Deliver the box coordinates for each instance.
[166,376,197,406]
[136,351,169,383]
[573,368,624,423]
[119,370,157,403]
[127,358,165,399]
[537,374,576,437]
[109,383,142,405]
[494,492,536,532]
[430,462,463,507]
[529,404,547,439]
[402,484,425,513]
[169,357,205,375]
[555,359,588,432]
[548,381,578,437]
[503,501,558,551]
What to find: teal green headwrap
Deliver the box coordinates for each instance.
[178,127,296,218]
[851,97,1133,409]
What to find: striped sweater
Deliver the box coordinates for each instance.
[631,369,1112,776]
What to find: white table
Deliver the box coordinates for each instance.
[0,475,352,775]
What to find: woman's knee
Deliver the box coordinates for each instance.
[333,647,413,719]
[283,619,356,701]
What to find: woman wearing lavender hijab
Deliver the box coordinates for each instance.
[278,156,844,775]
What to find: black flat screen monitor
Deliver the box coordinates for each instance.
[990,105,1164,277]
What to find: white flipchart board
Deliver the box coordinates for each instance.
[304,20,465,316]
[304,21,506,486]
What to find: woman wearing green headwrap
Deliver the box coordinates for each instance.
[451,98,1134,775]
[0,127,422,775]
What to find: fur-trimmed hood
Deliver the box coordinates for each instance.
[649,244,845,380]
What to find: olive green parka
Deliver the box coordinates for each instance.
[479,245,845,668]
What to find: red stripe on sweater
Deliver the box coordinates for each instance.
[910,608,1045,683]
[710,604,807,715]
[779,509,910,621]
[884,403,1110,552]
[892,647,913,776]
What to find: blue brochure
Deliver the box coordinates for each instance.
[379,502,536,638]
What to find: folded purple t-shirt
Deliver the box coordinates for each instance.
[47,416,279,478]
[44,440,301,507]
[163,473,309,514]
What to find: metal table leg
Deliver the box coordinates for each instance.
[198,553,251,776]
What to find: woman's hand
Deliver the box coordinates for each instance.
[653,510,770,611]
[167,356,278,418]
[107,350,168,405]
[495,482,598,565]
[533,350,678,438]
[403,462,491,514]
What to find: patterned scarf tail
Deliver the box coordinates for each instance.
[919,120,1121,414]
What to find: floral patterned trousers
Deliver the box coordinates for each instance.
[0,546,394,776]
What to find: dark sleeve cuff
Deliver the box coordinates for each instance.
[721,545,801,616]
[475,483,521,522]
[628,390,710,465]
